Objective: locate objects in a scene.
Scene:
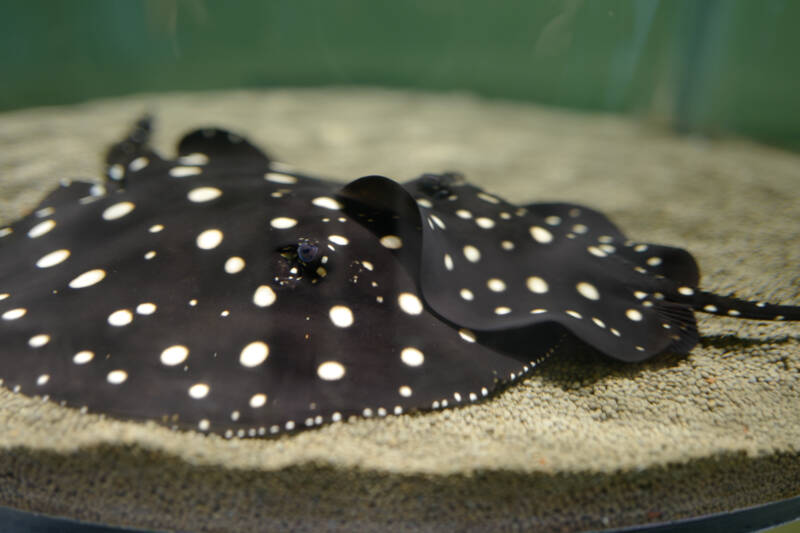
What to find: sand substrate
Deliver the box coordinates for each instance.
[0,88,798,532]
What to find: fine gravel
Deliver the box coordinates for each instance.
[0,88,797,532]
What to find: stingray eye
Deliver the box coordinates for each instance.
[418,173,457,199]
[297,243,319,263]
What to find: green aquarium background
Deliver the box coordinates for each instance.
[1,0,799,150]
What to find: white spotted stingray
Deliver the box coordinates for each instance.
[0,117,798,438]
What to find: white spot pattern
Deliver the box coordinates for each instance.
[102,202,135,221]
[69,269,106,289]
[240,341,269,367]
[317,361,346,380]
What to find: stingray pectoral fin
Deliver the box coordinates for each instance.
[337,175,425,274]
[176,127,271,168]
[34,180,104,210]
[522,202,626,241]
[616,243,700,287]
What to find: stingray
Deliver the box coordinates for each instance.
[0,118,797,438]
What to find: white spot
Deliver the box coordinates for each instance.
[148,224,164,233]
[576,282,600,301]
[36,249,70,268]
[455,209,472,219]
[249,393,267,408]
[36,374,50,386]
[477,192,501,204]
[178,153,209,165]
[240,341,269,367]
[634,291,648,300]
[494,306,511,315]
[317,361,346,381]
[266,172,299,184]
[401,347,425,367]
[566,310,582,319]
[610,328,621,337]
[225,256,246,274]
[429,215,446,230]
[27,220,56,238]
[363,408,373,417]
[626,309,643,321]
[136,302,157,315]
[189,383,210,399]
[398,293,423,315]
[399,385,412,397]
[475,217,495,229]
[169,166,202,178]
[458,328,477,343]
[634,244,648,252]
[270,217,297,229]
[600,244,616,254]
[102,201,135,221]
[73,351,94,364]
[572,224,588,234]
[36,207,55,218]
[198,419,210,431]
[487,278,506,292]
[160,345,189,366]
[361,261,374,271]
[545,216,562,226]
[587,246,607,258]
[328,235,349,246]
[107,370,128,385]
[647,257,662,267]
[129,156,149,171]
[28,334,50,348]
[0,227,11,238]
[329,305,354,327]
[187,187,222,203]
[2,308,26,320]
[144,250,156,260]
[444,253,454,271]
[530,226,554,244]
[678,286,695,296]
[728,309,741,317]
[501,241,515,251]
[704,304,718,312]
[530,308,548,314]
[312,196,343,210]
[416,198,433,208]
[460,288,474,301]
[107,309,133,327]
[526,276,549,294]
[463,245,481,263]
[253,285,277,307]
[0,293,8,300]
[380,235,403,249]
[69,269,106,289]
[592,317,606,328]
[108,164,124,181]
[196,229,224,250]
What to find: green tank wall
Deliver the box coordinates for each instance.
[1,0,798,149]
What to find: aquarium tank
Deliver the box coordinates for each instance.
[0,1,798,533]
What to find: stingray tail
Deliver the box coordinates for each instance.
[680,289,800,321]
[104,114,154,183]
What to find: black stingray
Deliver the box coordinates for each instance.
[0,118,797,438]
